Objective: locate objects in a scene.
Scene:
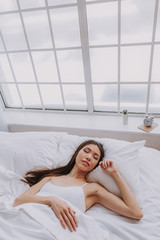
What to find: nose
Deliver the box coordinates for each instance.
[86,153,92,160]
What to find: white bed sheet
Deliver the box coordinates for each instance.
[86,147,160,240]
[0,146,160,240]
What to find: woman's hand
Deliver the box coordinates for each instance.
[49,196,78,232]
[99,160,118,176]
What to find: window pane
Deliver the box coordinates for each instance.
[57,50,84,82]
[93,84,117,112]
[0,36,5,52]
[19,0,45,9]
[32,51,59,82]
[18,84,42,107]
[121,46,151,82]
[120,84,147,112]
[0,84,22,107]
[86,0,101,2]
[50,7,81,48]
[22,11,52,49]
[63,85,87,110]
[39,84,63,109]
[48,0,76,6]
[0,14,27,51]
[90,47,118,82]
[0,54,14,82]
[149,84,160,113]
[9,53,35,82]
[87,2,118,45]
[152,45,160,82]
[155,2,160,41]
[0,0,18,11]
[121,0,155,43]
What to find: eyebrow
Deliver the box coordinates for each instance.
[85,147,100,157]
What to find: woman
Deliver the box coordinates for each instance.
[13,139,143,232]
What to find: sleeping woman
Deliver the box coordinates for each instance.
[13,139,143,232]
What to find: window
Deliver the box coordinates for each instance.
[0,0,160,115]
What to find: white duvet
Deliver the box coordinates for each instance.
[0,147,160,240]
[0,166,109,240]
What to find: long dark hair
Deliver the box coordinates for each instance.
[21,139,104,186]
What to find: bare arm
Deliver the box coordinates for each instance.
[13,176,78,232]
[95,160,143,220]
[13,176,52,207]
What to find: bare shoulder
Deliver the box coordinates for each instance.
[84,183,104,210]
[85,182,102,194]
[43,176,53,182]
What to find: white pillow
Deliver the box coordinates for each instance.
[86,140,145,205]
[0,164,29,209]
[55,134,145,206]
[0,131,67,176]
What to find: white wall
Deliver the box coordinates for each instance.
[3,111,160,150]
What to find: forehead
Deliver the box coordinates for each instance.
[83,144,101,154]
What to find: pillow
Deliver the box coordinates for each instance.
[86,140,145,205]
[54,134,145,206]
[0,164,29,209]
[0,131,67,176]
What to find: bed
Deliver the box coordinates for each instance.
[0,131,160,240]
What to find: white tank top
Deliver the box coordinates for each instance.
[39,179,88,213]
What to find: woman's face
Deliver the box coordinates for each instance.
[75,144,101,172]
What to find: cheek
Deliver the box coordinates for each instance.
[76,151,84,161]
[92,159,100,168]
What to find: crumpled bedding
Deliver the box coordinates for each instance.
[0,165,109,240]
[0,147,160,240]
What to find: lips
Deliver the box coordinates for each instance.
[82,160,90,166]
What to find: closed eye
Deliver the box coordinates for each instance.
[84,149,89,153]
[84,147,99,160]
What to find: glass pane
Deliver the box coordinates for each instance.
[39,84,63,108]
[155,2,160,41]
[57,50,84,82]
[121,46,151,82]
[86,0,101,2]
[152,45,160,82]
[0,0,18,11]
[0,14,27,51]
[18,84,42,107]
[120,84,147,112]
[32,51,59,82]
[149,84,160,113]
[48,0,76,5]
[0,54,14,82]
[93,84,117,112]
[121,0,155,43]
[63,85,87,110]
[90,47,118,82]
[50,7,81,48]
[86,0,103,2]
[87,2,118,45]
[22,10,52,49]
[0,36,5,51]
[19,0,45,9]
[9,53,36,82]
[0,84,22,107]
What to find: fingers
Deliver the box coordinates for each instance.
[69,208,78,228]
[100,160,113,168]
[58,214,67,230]
[56,208,78,232]
[50,198,78,232]
[61,208,78,232]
